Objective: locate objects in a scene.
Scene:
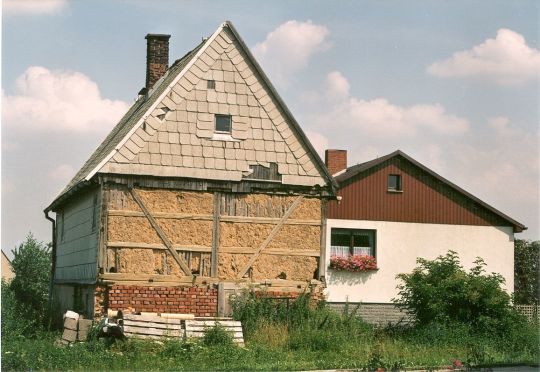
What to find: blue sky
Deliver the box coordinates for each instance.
[2,0,539,255]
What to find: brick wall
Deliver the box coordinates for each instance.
[104,284,218,317]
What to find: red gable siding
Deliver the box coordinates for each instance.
[328,157,510,227]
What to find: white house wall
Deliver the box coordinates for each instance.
[324,219,514,303]
[55,189,100,283]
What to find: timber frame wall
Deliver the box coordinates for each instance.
[94,176,328,316]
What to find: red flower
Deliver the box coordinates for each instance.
[329,255,377,272]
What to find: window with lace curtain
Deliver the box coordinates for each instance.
[330,228,376,257]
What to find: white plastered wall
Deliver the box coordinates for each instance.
[324,219,514,303]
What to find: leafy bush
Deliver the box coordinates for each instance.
[1,280,43,339]
[2,234,53,338]
[10,234,51,316]
[514,239,539,304]
[394,251,515,331]
[202,324,235,347]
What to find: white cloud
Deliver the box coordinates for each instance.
[326,71,350,100]
[304,71,469,172]
[3,0,67,15]
[305,70,537,230]
[312,72,469,141]
[326,97,469,139]
[48,164,75,182]
[304,130,329,157]
[253,20,330,85]
[427,29,540,85]
[2,66,129,133]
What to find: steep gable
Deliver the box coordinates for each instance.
[96,23,330,186]
[46,22,334,212]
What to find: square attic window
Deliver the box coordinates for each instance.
[215,114,232,133]
[207,80,216,89]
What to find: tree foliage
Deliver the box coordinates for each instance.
[9,233,52,320]
[394,251,513,328]
[514,239,539,304]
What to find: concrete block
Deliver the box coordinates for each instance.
[62,329,78,342]
[64,317,78,331]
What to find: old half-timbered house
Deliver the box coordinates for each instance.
[44,21,336,319]
[322,149,526,323]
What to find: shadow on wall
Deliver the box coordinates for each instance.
[327,269,377,286]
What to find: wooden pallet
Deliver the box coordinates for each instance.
[122,314,183,339]
[185,319,244,345]
[120,314,244,345]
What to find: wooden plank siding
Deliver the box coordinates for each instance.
[328,157,510,227]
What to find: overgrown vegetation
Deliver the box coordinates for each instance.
[2,233,54,339]
[514,239,539,304]
[2,247,538,370]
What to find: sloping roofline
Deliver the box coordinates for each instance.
[335,150,526,233]
[45,21,336,212]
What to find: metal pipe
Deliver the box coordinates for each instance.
[44,210,57,305]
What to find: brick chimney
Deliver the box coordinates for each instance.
[325,149,347,175]
[145,34,171,89]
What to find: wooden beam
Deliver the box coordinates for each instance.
[211,192,220,277]
[129,188,191,276]
[98,182,109,271]
[107,210,319,226]
[106,241,319,257]
[107,241,211,252]
[220,216,319,225]
[237,195,304,278]
[223,247,320,257]
[318,199,328,279]
[108,210,213,221]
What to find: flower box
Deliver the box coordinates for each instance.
[329,255,378,272]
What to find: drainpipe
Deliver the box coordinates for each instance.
[44,210,57,306]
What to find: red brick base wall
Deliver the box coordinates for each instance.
[106,285,218,317]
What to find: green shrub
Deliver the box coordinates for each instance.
[514,239,539,304]
[10,234,51,314]
[202,324,235,348]
[1,280,42,339]
[394,251,514,331]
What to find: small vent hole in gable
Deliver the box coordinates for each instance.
[156,107,170,121]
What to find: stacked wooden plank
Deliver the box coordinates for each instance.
[121,313,183,339]
[119,313,244,345]
[185,319,244,345]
